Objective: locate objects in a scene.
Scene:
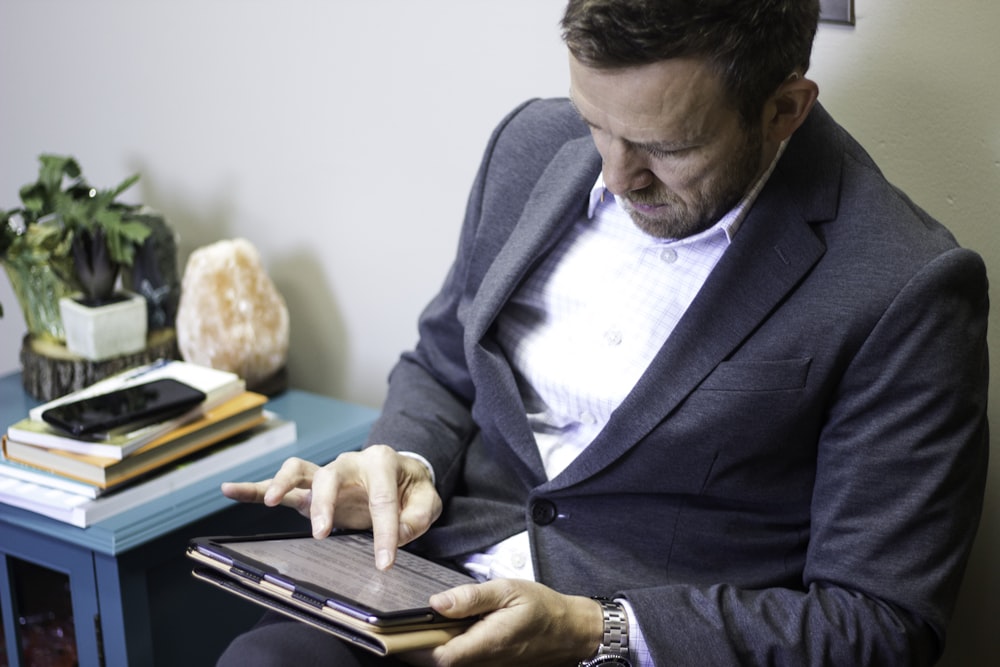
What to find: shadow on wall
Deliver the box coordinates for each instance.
[269,249,348,401]
[135,172,240,266]
[135,174,349,400]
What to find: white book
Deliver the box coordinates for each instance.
[0,415,296,528]
[0,456,103,498]
[0,477,93,525]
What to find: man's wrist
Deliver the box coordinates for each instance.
[578,598,632,666]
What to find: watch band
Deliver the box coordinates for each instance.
[578,598,632,667]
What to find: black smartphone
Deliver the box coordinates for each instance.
[41,378,207,437]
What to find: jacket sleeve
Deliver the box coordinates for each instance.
[626,247,990,666]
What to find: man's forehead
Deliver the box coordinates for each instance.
[568,55,729,142]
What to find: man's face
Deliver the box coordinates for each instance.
[569,55,768,239]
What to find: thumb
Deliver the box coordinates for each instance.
[430,581,503,619]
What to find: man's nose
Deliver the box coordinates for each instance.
[601,140,652,195]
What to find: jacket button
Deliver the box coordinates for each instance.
[530,500,557,526]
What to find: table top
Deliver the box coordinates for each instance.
[0,371,378,555]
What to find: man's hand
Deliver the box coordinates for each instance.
[404,579,603,667]
[220,445,441,569]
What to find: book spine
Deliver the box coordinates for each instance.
[0,461,101,498]
[0,476,89,527]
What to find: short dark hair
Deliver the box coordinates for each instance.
[561,0,820,123]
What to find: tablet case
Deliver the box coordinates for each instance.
[187,534,474,655]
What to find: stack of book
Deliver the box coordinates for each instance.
[0,360,297,527]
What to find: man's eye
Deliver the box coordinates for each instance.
[646,145,688,159]
[645,147,677,159]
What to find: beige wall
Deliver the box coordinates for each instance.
[0,2,996,664]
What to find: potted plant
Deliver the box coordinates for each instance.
[52,163,153,361]
[1,154,153,360]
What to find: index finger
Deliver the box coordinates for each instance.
[309,447,403,569]
[220,480,272,504]
[365,445,406,570]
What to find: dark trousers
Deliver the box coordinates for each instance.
[217,612,410,667]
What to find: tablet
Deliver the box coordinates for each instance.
[187,531,476,653]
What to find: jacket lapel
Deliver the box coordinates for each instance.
[464,136,602,481]
[549,107,842,488]
[466,136,602,338]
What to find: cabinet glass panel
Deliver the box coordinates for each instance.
[10,558,77,667]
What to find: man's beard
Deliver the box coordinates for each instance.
[620,129,765,240]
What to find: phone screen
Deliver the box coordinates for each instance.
[41,378,207,436]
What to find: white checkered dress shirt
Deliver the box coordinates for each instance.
[495,183,737,481]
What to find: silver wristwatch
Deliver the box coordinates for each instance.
[578,598,632,667]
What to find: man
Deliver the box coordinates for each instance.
[219,1,989,665]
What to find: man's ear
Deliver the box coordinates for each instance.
[763,73,820,143]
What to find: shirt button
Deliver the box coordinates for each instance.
[530,500,557,526]
[660,247,678,263]
[604,329,623,346]
[579,411,598,425]
[511,552,527,570]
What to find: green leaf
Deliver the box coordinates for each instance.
[7,154,151,294]
[55,194,91,229]
[109,173,140,200]
[37,155,80,194]
[93,207,120,225]
[19,183,46,215]
[119,219,152,244]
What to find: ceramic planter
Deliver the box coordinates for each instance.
[59,291,147,361]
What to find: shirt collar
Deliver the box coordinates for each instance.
[587,140,788,242]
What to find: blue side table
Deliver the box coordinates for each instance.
[0,372,377,666]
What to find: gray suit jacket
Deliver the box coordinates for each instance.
[366,99,990,665]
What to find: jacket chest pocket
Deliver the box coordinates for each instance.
[698,358,811,392]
